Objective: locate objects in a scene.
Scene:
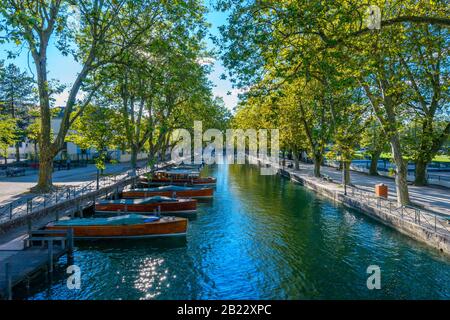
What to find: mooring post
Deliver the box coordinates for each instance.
[158,205,161,217]
[55,211,59,221]
[27,216,32,234]
[77,200,83,218]
[27,199,32,214]
[67,228,74,262]
[48,240,54,273]
[5,262,12,300]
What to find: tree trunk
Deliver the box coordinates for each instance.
[390,135,410,205]
[313,153,322,177]
[34,47,55,192]
[34,142,38,162]
[35,153,53,193]
[15,143,20,163]
[293,149,300,170]
[369,150,381,176]
[130,145,138,176]
[414,158,428,186]
[341,161,351,185]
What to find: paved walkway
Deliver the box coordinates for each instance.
[0,160,147,205]
[285,161,450,217]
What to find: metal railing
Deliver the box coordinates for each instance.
[347,185,450,237]
[0,165,155,223]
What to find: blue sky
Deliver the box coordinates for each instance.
[0,2,238,111]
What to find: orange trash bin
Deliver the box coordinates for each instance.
[375,184,388,198]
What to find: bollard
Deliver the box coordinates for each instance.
[9,203,12,220]
[67,228,74,261]
[27,199,32,214]
[27,216,32,235]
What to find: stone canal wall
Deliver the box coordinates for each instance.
[256,157,450,256]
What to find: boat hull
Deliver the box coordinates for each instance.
[45,217,187,239]
[122,188,213,199]
[94,199,197,214]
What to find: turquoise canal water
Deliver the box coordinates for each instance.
[20,164,450,299]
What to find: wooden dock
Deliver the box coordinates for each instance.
[0,229,73,300]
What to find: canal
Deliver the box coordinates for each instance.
[19,164,450,299]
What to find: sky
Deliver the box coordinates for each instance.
[0,2,239,111]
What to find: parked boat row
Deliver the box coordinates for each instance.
[140,166,216,186]
[42,164,215,240]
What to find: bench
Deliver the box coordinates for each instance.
[6,167,26,177]
[322,174,333,182]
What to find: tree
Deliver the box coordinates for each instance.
[0,0,158,192]
[0,115,17,164]
[360,117,389,176]
[66,104,123,171]
[0,63,36,162]
[217,0,450,205]
[399,25,450,185]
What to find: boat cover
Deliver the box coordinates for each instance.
[53,214,160,226]
[98,196,177,205]
[129,185,205,192]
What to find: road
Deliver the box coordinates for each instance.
[291,162,450,217]
[0,161,147,205]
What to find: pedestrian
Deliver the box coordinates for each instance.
[67,158,71,170]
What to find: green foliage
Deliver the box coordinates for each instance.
[66,104,123,170]
[0,115,18,160]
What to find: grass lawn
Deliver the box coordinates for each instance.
[433,155,450,163]
[379,153,450,163]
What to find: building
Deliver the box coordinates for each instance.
[7,107,147,163]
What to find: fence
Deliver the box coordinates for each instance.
[0,165,154,223]
[324,159,450,187]
[347,185,450,237]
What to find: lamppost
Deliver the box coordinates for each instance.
[341,154,347,195]
[344,160,347,195]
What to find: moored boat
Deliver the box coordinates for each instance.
[122,185,213,199]
[45,214,187,239]
[141,170,216,187]
[94,196,197,215]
